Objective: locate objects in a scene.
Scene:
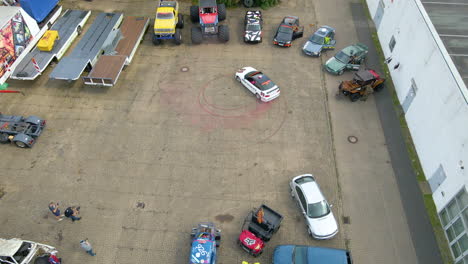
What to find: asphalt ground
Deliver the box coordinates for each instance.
[0,0,438,263]
[350,3,443,264]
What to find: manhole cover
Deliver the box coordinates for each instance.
[343,216,351,224]
[347,136,358,144]
[180,66,189,72]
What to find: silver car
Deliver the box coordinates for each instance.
[290,174,338,239]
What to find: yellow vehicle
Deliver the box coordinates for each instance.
[153,1,184,45]
[37,30,60,52]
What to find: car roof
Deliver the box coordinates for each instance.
[355,68,378,82]
[246,10,262,25]
[200,0,217,8]
[297,178,325,203]
[342,43,368,55]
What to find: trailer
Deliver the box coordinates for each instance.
[49,12,124,81]
[0,113,46,148]
[0,3,62,84]
[11,9,91,80]
[82,16,149,86]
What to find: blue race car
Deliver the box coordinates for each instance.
[190,222,221,264]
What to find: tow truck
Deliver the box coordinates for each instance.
[0,113,46,148]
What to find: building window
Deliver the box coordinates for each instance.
[389,36,396,52]
[440,187,468,262]
[402,78,418,113]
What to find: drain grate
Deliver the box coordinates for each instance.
[347,136,358,144]
[343,216,351,224]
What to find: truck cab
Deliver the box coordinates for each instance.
[0,238,57,264]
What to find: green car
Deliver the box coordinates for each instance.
[324,43,368,75]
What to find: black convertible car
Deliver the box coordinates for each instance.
[273,16,303,47]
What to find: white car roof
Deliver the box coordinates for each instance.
[0,238,22,257]
[294,175,325,204]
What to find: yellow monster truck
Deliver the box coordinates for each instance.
[153,1,184,45]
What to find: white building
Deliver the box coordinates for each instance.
[365,0,468,263]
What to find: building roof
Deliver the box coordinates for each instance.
[0,6,21,29]
[421,0,468,88]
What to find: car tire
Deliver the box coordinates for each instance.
[14,140,27,148]
[256,93,261,101]
[190,6,199,23]
[176,14,184,29]
[218,25,229,42]
[338,70,344,75]
[174,29,182,45]
[191,27,203,44]
[0,133,9,144]
[152,35,161,45]
[34,256,50,264]
[235,76,240,82]
[217,4,226,21]
[307,228,313,237]
[317,51,321,57]
[243,0,254,7]
[350,93,360,102]
[374,83,384,92]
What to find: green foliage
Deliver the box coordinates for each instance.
[216,0,280,9]
[217,0,240,7]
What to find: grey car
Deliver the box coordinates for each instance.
[302,26,336,57]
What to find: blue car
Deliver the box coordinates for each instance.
[302,26,336,57]
[273,245,353,264]
[190,222,221,264]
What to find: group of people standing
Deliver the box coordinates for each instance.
[48,202,97,263]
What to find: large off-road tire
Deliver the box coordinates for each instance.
[350,93,361,102]
[218,25,229,42]
[174,29,182,45]
[243,0,254,8]
[190,6,199,23]
[152,35,161,45]
[374,83,384,92]
[176,14,184,29]
[191,27,203,44]
[34,256,50,264]
[14,140,27,148]
[0,133,9,144]
[217,4,226,21]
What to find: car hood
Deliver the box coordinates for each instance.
[201,13,217,24]
[154,18,175,32]
[245,31,261,41]
[307,213,338,238]
[275,32,292,42]
[303,41,322,53]
[325,57,346,72]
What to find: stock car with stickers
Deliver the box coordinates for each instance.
[244,10,263,43]
[273,16,303,47]
[190,222,221,264]
[238,204,283,257]
[235,67,280,102]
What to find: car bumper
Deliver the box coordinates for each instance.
[303,50,320,57]
[273,41,291,47]
[324,65,341,75]
[311,229,338,240]
[261,91,280,102]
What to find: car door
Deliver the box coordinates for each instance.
[324,31,336,49]
[243,77,257,94]
[295,186,308,217]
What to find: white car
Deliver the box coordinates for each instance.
[235,67,280,102]
[290,174,338,239]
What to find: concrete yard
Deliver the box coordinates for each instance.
[0,0,426,263]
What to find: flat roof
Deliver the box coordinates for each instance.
[421,0,468,87]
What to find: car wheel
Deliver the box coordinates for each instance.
[338,70,344,75]
[14,140,27,148]
[176,14,184,29]
[317,51,321,57]
[152,35,161,45]
[190,6,199,23]
[218,25,229,42]
[374,83,385,92]
[256,93,261,101]
[217,4,226,21]
[350,93,360,102]
[235,76,240,82]
[191,27,203,44]
[0,133,9,144]
[174,29,182,45]
[307,228,313,237]
[34,256,50,264]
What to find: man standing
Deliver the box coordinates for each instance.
[64,206,81,222]
[80,239,96,256]
[48,202,64,221]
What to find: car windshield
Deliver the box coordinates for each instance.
[309,34,324,44]
[279,26,293,34]
[293,246,308,264]
[335,51,350,63]
[156,12,173,19]
[246,24,261,31]
[307,201,330,218]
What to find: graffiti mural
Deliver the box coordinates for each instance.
[0,11,32,77]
